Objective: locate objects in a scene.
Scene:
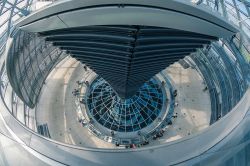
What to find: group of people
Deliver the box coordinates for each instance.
[118,141,150,149]
[72,89,80,96]
[153,129,165,140]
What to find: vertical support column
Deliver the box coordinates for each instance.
[0,0,7,15]
[230,0,246,53]
[7,0,18,36]
[219,0,228,19]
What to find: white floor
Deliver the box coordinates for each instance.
[148,63,211,145]
[36,57,211,148]
[36,57,115,148]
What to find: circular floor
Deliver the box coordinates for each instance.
[35,58,211,148]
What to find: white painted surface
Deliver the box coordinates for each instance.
[36,58,211,148]
[36,57,115,148]
[0,56,249,165]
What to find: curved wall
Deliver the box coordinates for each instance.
[5,30,66,108]
[0,0,250,165]
[1,25,250,166]
[0,67,249,165]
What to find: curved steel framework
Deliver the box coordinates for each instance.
[0,0,249,165]
[196,0,250,65]
[6,30,66,108]
[76,73,175,145]
[0,0,32,52]
[87,76,163,132]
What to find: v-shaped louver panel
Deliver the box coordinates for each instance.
[39,25,217,98]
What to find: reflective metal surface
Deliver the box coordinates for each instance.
[0,0,249,165]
